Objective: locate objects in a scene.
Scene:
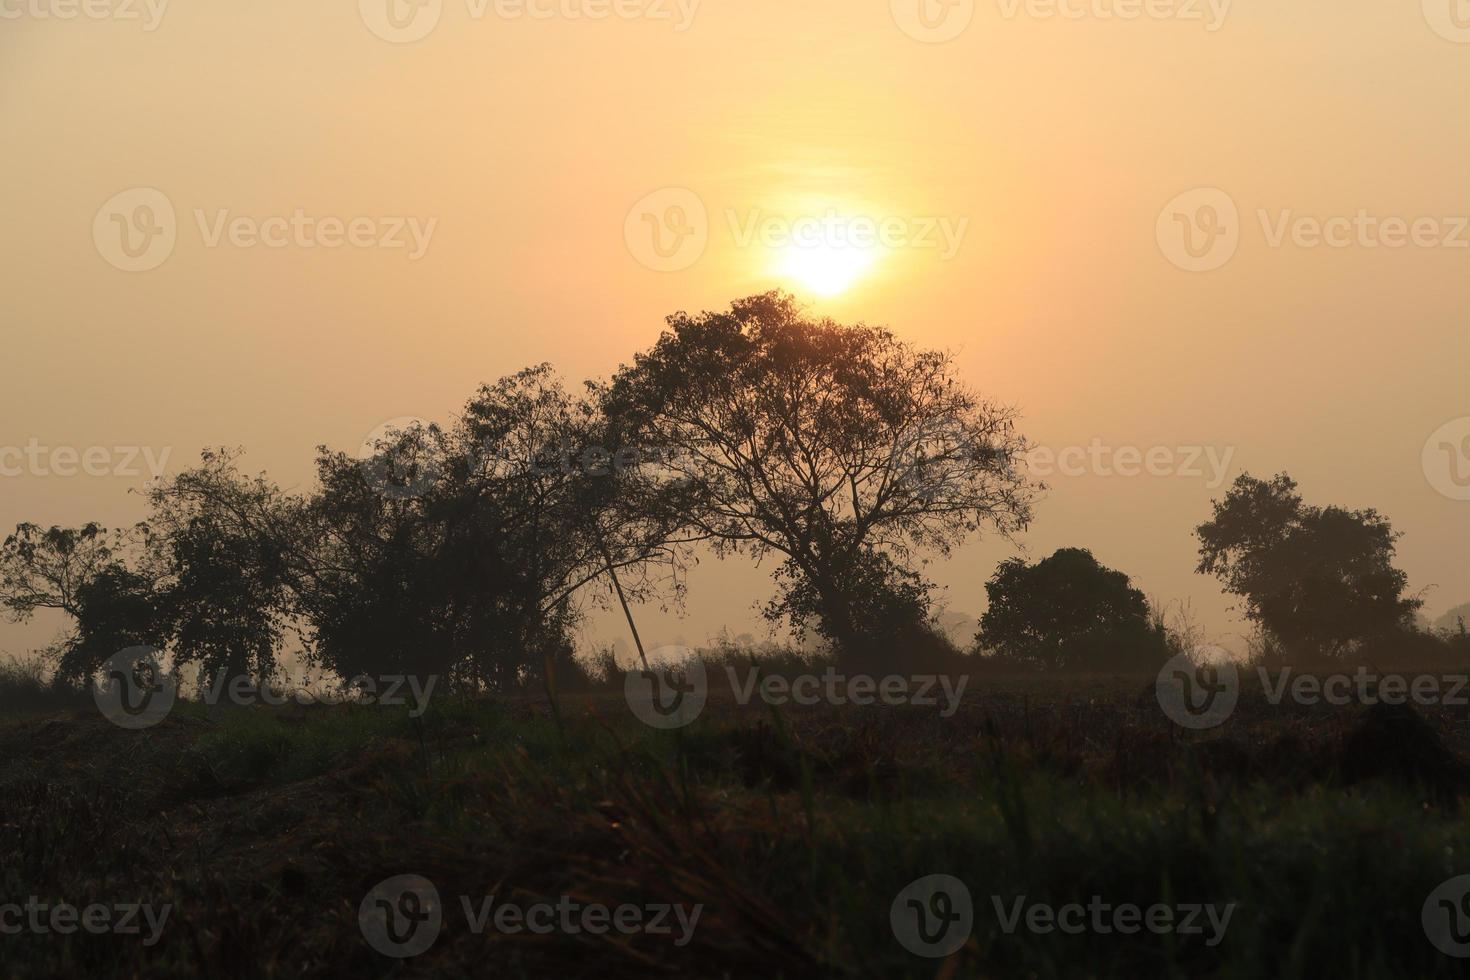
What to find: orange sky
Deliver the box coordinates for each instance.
[3,0,1469,658]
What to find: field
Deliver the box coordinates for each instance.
[4,664,1470,979]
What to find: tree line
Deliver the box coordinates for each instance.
[0,293,1453,695]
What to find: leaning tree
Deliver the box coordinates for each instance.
[603,292,1038,665]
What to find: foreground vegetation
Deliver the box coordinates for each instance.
[4,667,1470,978]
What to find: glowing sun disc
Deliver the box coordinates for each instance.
[776,242,879,297]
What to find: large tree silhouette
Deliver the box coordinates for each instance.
[604,292,1037,664]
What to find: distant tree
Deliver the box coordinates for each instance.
[0,367,682,696]
[1196,473,1421,659]
[1434,602,1470,636]
[0,522,165,681]
[604,292,1037,665]
[976,548,1169,671]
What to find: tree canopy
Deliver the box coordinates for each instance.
[603,292,1037,663]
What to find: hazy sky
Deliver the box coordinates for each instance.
[3,0,1468,660]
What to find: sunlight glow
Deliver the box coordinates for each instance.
[776,241,881,296]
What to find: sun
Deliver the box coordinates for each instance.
[775,240,881,297]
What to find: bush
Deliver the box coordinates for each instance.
[976,548,1173,673]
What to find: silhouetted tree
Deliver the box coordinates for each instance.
[1434,602,1470,635]
[604,292,1037,665]
[1196,473,1421,660]
[304,365,678,690]
[976,547,1169,671]
[0,523,165,681]
[145,450,303,688]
